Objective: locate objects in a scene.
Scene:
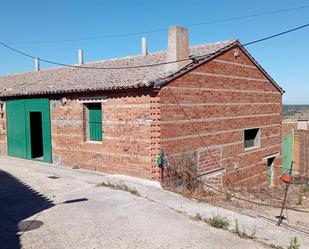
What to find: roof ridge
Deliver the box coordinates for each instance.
[0,39,238,77]
[0,39,244,97]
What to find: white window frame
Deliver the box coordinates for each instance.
[244,128,261,151]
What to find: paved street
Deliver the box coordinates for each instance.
[0,156,269,249]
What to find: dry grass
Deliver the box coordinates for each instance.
[97,181,140,197]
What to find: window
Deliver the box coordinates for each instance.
[244,128,260,149]
[85,103,102,141]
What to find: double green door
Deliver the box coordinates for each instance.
[6,98,52,163]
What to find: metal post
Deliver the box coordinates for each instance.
[276,161,293,226]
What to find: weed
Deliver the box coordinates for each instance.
[195,213,202,221]
[296,194,304,205]
[223,193,232,202]
[270,244,283,249]
[300,184,309,193]
[201,189,215,196]
[205,215,229,230]
[72,165,80,169]
[163,152,197,190]
[287,237,300,249]
[97,181,140,196]
[235,219,241,235]
[234,219,255,239]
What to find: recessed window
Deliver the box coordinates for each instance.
[85,103,102,141]
[244,128,260,149]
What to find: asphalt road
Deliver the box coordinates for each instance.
[0,157,268,249]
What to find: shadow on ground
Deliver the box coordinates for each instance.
[0,169,54,249]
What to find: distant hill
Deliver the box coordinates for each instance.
[283,105,309,120]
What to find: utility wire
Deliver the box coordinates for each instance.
[166,85,224,171]
[242,23,309,46]
[2,20,309,216]
[6,4,309,45]
[1,22,309,70]
[160,23,309,215]
[201,179,309,213]
[0,40,193,69]
[166,84,309,214]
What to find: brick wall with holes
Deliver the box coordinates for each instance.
[50,89,161,180]
[160,47,282,188]
[0,47,283,186]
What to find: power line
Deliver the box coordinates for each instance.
[166,85,224,171]
[6,4,309,45]
[1,22,309,70]
[201,177,309,214]
[243,23,309,46]
[0,41,193,69]
[186,4,309,28]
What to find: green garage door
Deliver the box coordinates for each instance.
[282,129,294,174]
[6,98,52,163]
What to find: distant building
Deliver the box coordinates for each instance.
[282,119,309,177]
[0,26,284,188]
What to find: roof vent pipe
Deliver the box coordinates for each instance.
[78,49,84,65]
[166,26,189,72]
[141,37,148,56]
[35,57,40,71]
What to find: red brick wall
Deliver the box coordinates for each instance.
[0,47,283,186]
[298,130,309,176]
[160,47,282,188]
[282,121,297,136]
[197,146,222,174]
[51,89,161,180]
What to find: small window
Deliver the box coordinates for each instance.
[85,103,102,141]
[244,128,260,149]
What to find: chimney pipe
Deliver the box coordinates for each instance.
[141,37,148,56]
[166,26,189,72]
[78,49,84,65]
[35,57,40,71]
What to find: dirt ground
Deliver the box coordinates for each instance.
[182,179,309,237]
[220,183,309,233]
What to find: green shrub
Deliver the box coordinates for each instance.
[205,215,229,230]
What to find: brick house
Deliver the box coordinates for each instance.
[0,26,284,187]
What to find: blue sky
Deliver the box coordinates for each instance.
[0,0,308,104]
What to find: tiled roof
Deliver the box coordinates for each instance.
[0,40,238,97]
